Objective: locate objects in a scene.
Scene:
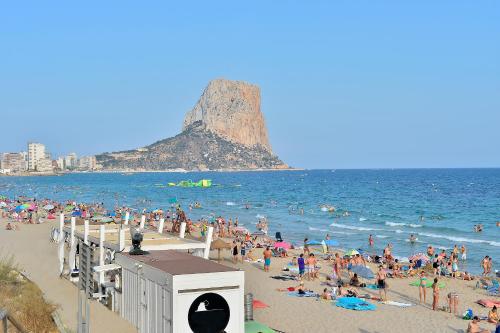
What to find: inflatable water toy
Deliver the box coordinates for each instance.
[167,179,212,188]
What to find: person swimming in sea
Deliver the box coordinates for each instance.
[409,234,417,244]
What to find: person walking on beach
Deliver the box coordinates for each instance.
[419,271,427,303]
[240,241,246,263]
[432,277,440,311]
[376,265,387,301]
[263,246,272,272]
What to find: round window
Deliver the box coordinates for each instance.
[188,292,230,333]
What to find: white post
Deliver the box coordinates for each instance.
[124,211,130,225]
[179,222,186,238]
[84,220,89,245]
[139,215,145,229]
[99,225,105,285]
[158,218,165,234]
[59,213,64,236]
[203,226,214,259]
[70,217,76,247]
[119,228,125,251]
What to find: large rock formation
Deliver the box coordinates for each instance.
[96,79,288,171]
[183,79,271,151]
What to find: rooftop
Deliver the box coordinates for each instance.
[119,250,238,275]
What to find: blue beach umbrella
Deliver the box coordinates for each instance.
[324,239,339,247]
[306,240,323,246]
[71,211,82,217]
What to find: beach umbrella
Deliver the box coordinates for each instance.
[251,230,267,237]
[233,226,249,234]
[274,241,291,250]
[324,239,339,247]
[306,240,323,246]
[210,239,232,262]
[28,204,37,211]
[71,211,82,217]
[345,249,360,257]
[43,204,54,210]
[409,253,430,263]
[100,217,114,223]
[351,265,375,279]
[64,205,74,211]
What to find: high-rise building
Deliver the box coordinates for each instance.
[1,153,27,172]
[64,153,78,169]
[28,142,46,171]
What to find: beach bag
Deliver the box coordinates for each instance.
[462,309,473,320]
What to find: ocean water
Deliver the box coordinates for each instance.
[1,169,499,274]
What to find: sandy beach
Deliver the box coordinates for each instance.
[0,216,498,333]
[0,217,136,333]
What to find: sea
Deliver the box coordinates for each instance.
[1,169,499,274]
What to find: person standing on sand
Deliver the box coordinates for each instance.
[376,265,387,301]
[303,238,310,255]
[298,253,305,278]
[263,247,272,272]
[334,253,342,278]
[232,241,238,264]
[432,277,439,311]
[306,253,317,281]
[419,271,427,303]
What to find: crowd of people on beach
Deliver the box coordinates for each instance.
[1,194,499,332]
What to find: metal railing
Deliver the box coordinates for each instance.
[0,309,28,333]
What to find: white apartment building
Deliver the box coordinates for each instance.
[78,156,96,170]
[1,153,27,173]
[28,142,46,171]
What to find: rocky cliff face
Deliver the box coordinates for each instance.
[96,79,288,171]
[183,79,271,151]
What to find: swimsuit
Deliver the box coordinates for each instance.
[264,258,271,266]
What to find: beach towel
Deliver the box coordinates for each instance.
[410,280,445,289]
[477,299,500,308]
[382,301,413,307]
[287,291,318,298]
[271,275,296,281]
[335,297,376,311]
[253,300,269,309]
[366,284,379,290]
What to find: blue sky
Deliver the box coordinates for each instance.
[1,1,499,168]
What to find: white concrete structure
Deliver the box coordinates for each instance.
[36,158,54,172]
[27,142,46,171]
[78,156,96,170]
[115,251,244,333]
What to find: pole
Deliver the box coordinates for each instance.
[139,215,145,229]
[204,226,214,259]
[179,222,186,238]
[158,218,164,234]
[124,211,130,225]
